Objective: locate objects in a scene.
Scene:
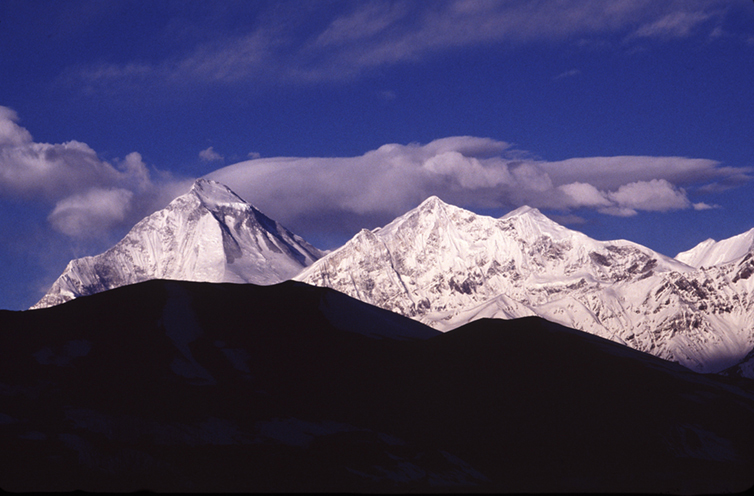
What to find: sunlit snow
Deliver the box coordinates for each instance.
[298,196,754,375]
[32,179,324,308]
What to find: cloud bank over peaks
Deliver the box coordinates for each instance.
[0,105,190,239]
[207,135,749,238]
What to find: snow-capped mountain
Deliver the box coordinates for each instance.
[676,228,754,268]
[32,179,323,309]
[297,196,754,376]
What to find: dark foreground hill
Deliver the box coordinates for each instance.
[1,280,753,493]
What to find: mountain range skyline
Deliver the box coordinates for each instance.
[33,178,754,380]
[5,181,754,493]
[3,3,754,491]
[5,166,754,312]
[2,0,754,310]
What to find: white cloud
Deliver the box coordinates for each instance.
[693,202,718,210]
[48,188,134,238]
[0,106,33,146]
[117,152,152,191]
[206,135,749,237]
[199,146,224,162]
[510,163,552,193]
[0,137,121,200]
[422,136,512,158]
[539,156,746,191]
[423,152,511,189]
[607,179,691,212]
[4,101,745,247]
[314,1,410,48]
[0,106,190,239]
[557,182,611,208]
[0,106,143,200]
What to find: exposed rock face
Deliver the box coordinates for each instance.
[297,197,754,375]
[33,179,323,309]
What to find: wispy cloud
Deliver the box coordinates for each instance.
[554,69,581,80]
[206,135,749,237]
[630,9,717,40]
[65,0,739,93]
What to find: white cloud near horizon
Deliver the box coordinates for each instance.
[67,0,739,92]
[206,135,750,235]
[199,146,224,162]
[0,106,191,239]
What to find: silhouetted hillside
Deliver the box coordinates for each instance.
[1,280,753,492]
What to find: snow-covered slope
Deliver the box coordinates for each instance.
[33,179,323,309]
[676,228,754,268]
[297,196,754,375]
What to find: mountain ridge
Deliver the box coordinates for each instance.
[297,197,754,376]
[676,228,754,268]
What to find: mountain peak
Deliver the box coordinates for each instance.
[498,204,573,241]
[189,178,248,210]
[419,195,446,207]
[375,195,473,239]
[501,205,544,219]
[296,195,754,376]
[416,195,451,214]
[676,229,754,268]
[32,178,323,309]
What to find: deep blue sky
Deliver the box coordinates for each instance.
[1,0,753,310]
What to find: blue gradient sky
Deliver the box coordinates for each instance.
[1,0,753,310]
